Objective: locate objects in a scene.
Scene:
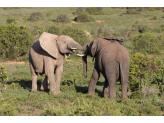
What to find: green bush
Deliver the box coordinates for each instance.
[61,26,91,45]
[150,15,158,20]
[74,12,95,22]
[132,33,162,54]
[91,26,111,38]
[0,23,33,60]
[47,25,61,35]
[6,18,16,24]
[32,25,46,42]
[148,8,155,11]
[28,12,43,21]
[85,7,105,15]
[73,7,86,15]
[0,65,7,94]
[132,21,151,33]
[53,14,70,22]
[129,53,164,92]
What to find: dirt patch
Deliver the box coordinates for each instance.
[0,61,26,65]
[96,20,105,23]
[71,21,79,24]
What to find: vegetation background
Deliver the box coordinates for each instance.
[0,7,164,116]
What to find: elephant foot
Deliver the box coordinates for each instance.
[50,90,61,96]
[31,89,37,92]
[88,92,95,95]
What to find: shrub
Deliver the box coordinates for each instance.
[53,14,70,22]
[6,18,16,24]
[28,12,43,21]
[91,26,111,39]
[129,53,164,92]
[73,7,86,15]
[0,23,33,60]
[47,25,61,35]
[148,8,155,11]
[150,15,157,20]
[61,26,91,45]
[132,33,162,54]
[74,12,95,22]
[85,7,105,15]
[132,21,151,33]
[32,25,46,42]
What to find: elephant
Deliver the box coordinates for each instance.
[77,37,130,99]
[29,32,86,95]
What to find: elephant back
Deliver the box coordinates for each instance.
[103,36,124,45]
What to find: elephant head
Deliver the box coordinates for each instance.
[39,32,85,58]
[77,39,102,78]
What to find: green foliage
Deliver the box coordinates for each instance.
[91,26,112,38]
[60,80,76,92]
[53,14,70,22]
[132,21,151,33]
[32,25,46,42]
[74,12,95,22]
[150,15,158,20]
[132,33,162,54]
[6,18,16,24]
[0,23,33,60]
[61,26,91,45]
[148,8,155,11]
[47,25,61,35]
[0,65,7,94]
[73,7,85,15]
[85,7,105,15]
[28,12,43,21]
[126,7,141,14]
[129,53,164,92]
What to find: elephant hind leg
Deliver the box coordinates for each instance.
[120,61,129,99]
[40,76,49,91]
[29,62,38,92]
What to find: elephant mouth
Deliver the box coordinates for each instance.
[64,48,76,58]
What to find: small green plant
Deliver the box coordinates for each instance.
[148,8,155,11]
[85,7,105,15]
[28,12,43,21]
[6,18,16,24]
[53,14,70,22]
[73,7,86,15]
[150,15,157,20]
[132,33,162,54]
[74,12,95,22]
[0,65,7,94]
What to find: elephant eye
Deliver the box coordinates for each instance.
[64,41,66,43]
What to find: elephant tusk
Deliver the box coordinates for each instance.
[71,48,77,50]
[77,54,86,57]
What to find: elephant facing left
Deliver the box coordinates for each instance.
[29,32,85,95]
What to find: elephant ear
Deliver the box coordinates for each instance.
[91,39,102,61]
[39,32,58,58]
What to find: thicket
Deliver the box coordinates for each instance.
[74,12,95,22]
[0,23,33,60]
[132,33,162,54]
[129,53,164,96]
[53,14,70,23]
[0,65,7,95]
[28,12,43,21]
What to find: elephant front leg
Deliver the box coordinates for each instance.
[88,65,100,95]
[40,76,49,91]
[49,65,63,95]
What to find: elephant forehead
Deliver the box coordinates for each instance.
[57,35,72,41]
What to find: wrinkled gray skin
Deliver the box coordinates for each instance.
[77,38,130,99]
[29,32,85,95]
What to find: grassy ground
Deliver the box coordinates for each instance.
[0,7,164,116]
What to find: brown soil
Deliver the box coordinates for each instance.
[0,61,26,65]
[96,20,105,23]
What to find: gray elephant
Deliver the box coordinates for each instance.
[29,32,85,95]
[77,37,130,99]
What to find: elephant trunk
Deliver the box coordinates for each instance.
[69,42,88,51]
[82,55,87,78]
